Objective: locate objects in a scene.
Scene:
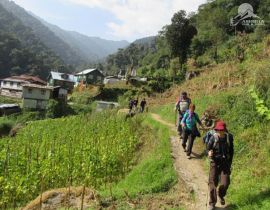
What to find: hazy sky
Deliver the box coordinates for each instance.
[13,0,206,42]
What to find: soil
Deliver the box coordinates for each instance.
[22,187,97,210]
[151,113,228,210]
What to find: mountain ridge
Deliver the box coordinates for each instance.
[0,0,129,64]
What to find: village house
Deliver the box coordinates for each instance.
[0,104,21,116]
[75,68,104,85]
[52,86,68,102]
[22,84,54,110]
[0,75,46,98]
[48,71,76,92]
[104,76,121,85]
[96,101,119,112]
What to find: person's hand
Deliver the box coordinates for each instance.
[199,124,206,130]
[208,150,213,158]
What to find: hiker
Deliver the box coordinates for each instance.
[181,104,203,159]
[175,92,192,137]
[140,98,147,113]
[128,98,134,114]
[133,98,139,112]
[207,120,234,210]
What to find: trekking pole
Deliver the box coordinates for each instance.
[175,109,177,127]
[206,157,211,210]
[206,154,215,210]
[206,180,209,210]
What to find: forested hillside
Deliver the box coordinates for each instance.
[0,3,69,79]
[0,0,129,64]
[106,0,269,81]
[41,21,129,62]
[0,0,83,66]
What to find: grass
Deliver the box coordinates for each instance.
[151,82,270,209]
[151,103,175,124]
[101,114,177,198]
[0,117,14,136]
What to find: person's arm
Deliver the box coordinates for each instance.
[175,101,180,110]
[181,112,188,127]
[207,136,215,158]
[228,134,234,167]
[195,113,203,127]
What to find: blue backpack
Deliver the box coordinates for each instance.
[203,130,216,145]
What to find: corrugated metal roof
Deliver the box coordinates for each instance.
[1,75,46,85]
[76,68,104,76]
[0,104,20,109]
[50,71,76,82]
[1,78,29,83]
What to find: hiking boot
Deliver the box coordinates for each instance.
[219,196,225,205]
[187,155,191,159]
[208,205,215,210]
[182,144,186,151]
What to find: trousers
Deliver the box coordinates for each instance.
[209,160,231,206]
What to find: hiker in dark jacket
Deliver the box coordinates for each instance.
[128,98,134,114]
[133,98,139,112]
[175,92,192,137]
[140,98,147,113]
[181,104,203,159]
[207,121,234,210]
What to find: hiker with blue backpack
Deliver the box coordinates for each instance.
[206,120,234,210]
[175,92,192,137]
[181,104,204,159]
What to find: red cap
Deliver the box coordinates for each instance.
[214,121,227,131]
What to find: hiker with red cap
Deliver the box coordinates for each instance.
[181,103,204,159]
[207,120,234,210]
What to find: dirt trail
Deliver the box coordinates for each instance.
[151,113,228,210]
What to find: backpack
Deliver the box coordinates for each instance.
[179,101,189,112]
[177,98,191,113]
[204,131,232,159]
[203,130,216,145]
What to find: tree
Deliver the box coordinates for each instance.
[165,10,197,71]
[169,58,180,84]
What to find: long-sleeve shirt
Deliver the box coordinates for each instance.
[181,111,202,131]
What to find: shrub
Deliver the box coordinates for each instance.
[46,100,74,118]
[0,118,14,136]
[70,91,94,105]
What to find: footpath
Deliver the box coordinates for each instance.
[151,113,228,210]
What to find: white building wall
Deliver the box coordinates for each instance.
[22,99,49,110]
[1,81,24,91]
[22,87,51,100]
[22,87,51,110]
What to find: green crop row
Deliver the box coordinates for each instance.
[0,111,142,208]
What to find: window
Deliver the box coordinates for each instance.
[3,81,7,85]
[10,82,14,87]
[89,75,94,79]
[61,74,69,80]
[41,90,46,95]
[17,83,21,88]
[28,88,33,94]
